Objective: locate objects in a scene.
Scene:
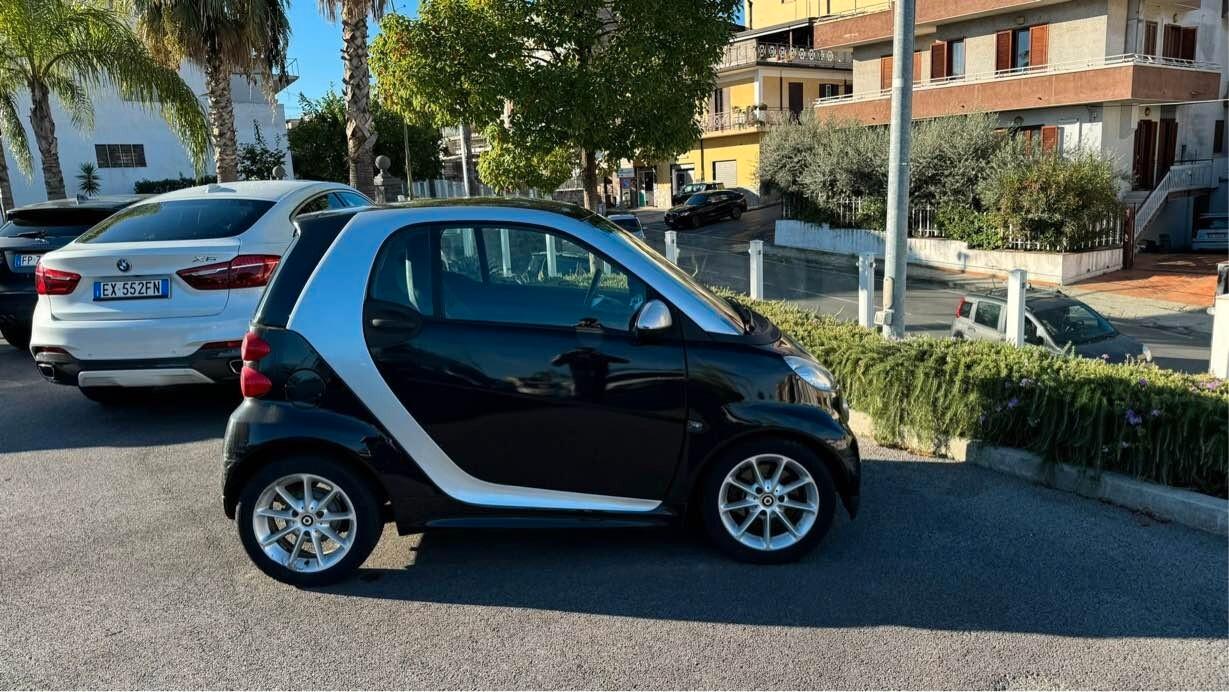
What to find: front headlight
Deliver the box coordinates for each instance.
[784,355,837,393]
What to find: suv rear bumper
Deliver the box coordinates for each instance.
[34,344,242,387]
[29,299,251,360]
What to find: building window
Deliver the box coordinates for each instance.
[1144,21,1158,56]
[712,88,725,114]
[821,83,838,98]
[948,38,965,77]
[1215,120,1225,154]
[1012,27,1031,69]
[95,144,147,168]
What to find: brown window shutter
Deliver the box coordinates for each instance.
[880,55,893,90]
[913,50,922,82]
[1029,24,1049,67]
[1144,21,1158,55]
[1041,125,1059,153]
[1179,26,1197,60]
[931,41,947,80]
[1162,24,1181,58]
[995,31,1012,71]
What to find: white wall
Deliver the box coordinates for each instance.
[1,64,294,207]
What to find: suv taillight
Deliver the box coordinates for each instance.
[239,331,273,398]
[34,264,81,295]
[956,297,967,317]
[178,254,279,291]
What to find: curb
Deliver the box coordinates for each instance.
[847,410,1229,535]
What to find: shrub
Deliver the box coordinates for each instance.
[133,175,217,194]
[721,292,1229,498]
[935,203,1002,249]
[237,122,287,181]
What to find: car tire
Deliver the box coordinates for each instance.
[1,322,31,352]
[699,438,836,564]
[730,206,742,220]
[236,454,383,587]
[79,386,142,405]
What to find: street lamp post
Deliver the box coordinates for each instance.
[881,0,916,340]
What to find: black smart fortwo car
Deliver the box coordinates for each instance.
[223,199,860,586]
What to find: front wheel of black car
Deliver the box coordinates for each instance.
[236,455,382,587]
[730,206,742,220]
[700,439,836,564]
[690,215,702,230]
[1,322,31,352]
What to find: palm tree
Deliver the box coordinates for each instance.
[0,0,209,200]
[317,0,390,197]
[0,70,33,216]
[133,0,291,183]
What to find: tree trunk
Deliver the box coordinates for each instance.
[28,78,65,200]
[458,121,474,197]
[0,133,14,220]
[205,49,239,182]
[580,148,599,211]
[342,2,377,197]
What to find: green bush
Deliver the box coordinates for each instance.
[133,175,216,194]
[935,203,1002,249]
[722,292,1229,498]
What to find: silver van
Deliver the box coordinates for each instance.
[951,290,1151,364]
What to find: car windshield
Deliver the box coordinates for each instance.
[680,183,705,195]
[76,199,275,243]
[686,194,709,206]
[0,218,97,238]
[611,217,641,231]
[1033,303,1117,344]
[584,214,744,332]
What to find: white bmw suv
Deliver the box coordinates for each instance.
[30,180,369,403]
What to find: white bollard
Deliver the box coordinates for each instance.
[664,230,679,265]
[545,234,558,277]
[499,228,511,276]
[1005,268,1027,347]
[1211,294,1229,378]
[749,240,764,300]
[857,252,875,329]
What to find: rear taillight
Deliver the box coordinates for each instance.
[241,332,270,361]
[240,366,272,398]
[34,264,81,295]
[177,254,279,291]
[956,297,967,317]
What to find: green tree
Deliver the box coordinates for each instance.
[237,122,286,180]
[0,0,209,200]
[287,89,441,184]
[75,161,100,195]
[0,70,33,213]
[133,0,291,183]
[477,123,574,194]
[372,0,741,210]
[316,0,392,198]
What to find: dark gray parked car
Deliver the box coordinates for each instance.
[951,290,1152,364]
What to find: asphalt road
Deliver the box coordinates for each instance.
[0,341,1225,689]
[641,207,1213,373]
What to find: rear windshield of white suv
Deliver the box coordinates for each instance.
[75,199,276,243]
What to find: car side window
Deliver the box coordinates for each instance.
[436,224,647,331]
[974,301,1002,329]
[958,300,972,318]
[336,191,370,208]
[368,227,434,316]
[295,194,332,217]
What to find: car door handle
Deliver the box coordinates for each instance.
[370,317,419,332]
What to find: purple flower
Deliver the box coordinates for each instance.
[1205,379,1223,391]
[1007,397,1020,409]
[1125,409,1143,426]
[1019,378,1033,387]
[1137,378,1148,387]
[1100,354,1110,360]
[1150,409,1162,418]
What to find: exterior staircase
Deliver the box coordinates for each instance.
[1131,159,1218,243]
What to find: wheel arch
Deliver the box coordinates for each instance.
[223,438,392,520]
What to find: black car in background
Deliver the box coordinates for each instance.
[0,196,144,350]
[670,181,724,206]
[665,190,748,229]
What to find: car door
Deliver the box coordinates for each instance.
[363,221,688,501]
[968,300,1004,341]
[705,192,729,221]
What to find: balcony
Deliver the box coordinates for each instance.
[812,54,1222,123]
[700,107,795,136]
[718,40,853,72]
[814,0,1083,49]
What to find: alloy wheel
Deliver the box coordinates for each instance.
[717,454,819,551]
[251,473,357,573]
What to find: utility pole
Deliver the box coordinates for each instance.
[402,120,414,200]
[881,0,915,339]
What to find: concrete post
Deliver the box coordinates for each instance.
[664,230,679,265]
[1211,294,1229,378]
[880,0,915,340]
[749,240,764,300]
[545,234,558,277]
[857,253,875,329]
[499,228,511,277]
[372,155,405,205]
[1005,268,1027,347]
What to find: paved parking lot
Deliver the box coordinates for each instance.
[0,340,1226,689]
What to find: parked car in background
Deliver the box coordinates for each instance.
[30,181,370,403]
[670,181,724,206]
[606,212,646,239]
[223,199,860,585]
[1190,213,1228,252]
[951,290,1151,364]
[665,190,747,229]
[0,196,145,350]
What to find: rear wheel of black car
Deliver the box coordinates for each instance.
[700,439,836,564]
[236,455,382,587]
[0,322,31,351]
[730,206,742,220]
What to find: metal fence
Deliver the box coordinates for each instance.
[408,179,552,201]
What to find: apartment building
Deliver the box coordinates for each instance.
[811,0,1227,248]
[633,1,883,207]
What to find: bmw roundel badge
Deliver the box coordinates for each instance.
[116,258,130,273]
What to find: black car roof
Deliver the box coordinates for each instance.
[7,195,148,213]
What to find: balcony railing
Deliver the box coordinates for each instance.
[701,107,796,133]
[815,53,1222,107]
[719,41,853,71]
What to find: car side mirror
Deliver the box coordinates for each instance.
[633,299,672,338]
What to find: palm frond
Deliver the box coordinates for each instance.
[0,91,33,177]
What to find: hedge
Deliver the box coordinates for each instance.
[723,293,1229,498]
[133,176,217,194]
